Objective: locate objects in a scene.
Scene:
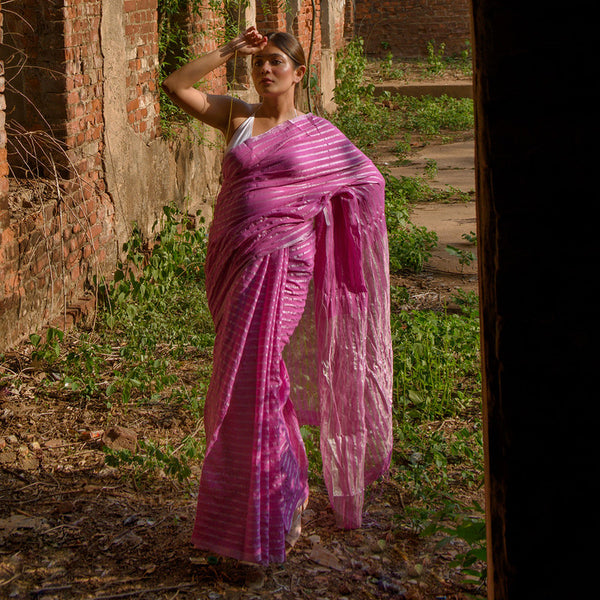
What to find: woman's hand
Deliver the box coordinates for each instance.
[226,26,268,56]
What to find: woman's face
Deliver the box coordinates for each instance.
[251,42,304,98]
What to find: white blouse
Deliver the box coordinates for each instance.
[225,115,255,154]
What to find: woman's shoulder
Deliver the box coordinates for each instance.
[301,114,352,141]
[300,113,339,132]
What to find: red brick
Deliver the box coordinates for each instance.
[90,222,103,239]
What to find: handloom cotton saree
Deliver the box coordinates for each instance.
[191,114,393,565]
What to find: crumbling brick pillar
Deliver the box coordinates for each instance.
[2,0,68,174]
[188,3,228,93]
[0,0,111,349]
[256,0,287,32]
[62,0,115,281]
[123,0,161,139]
[320,0,345,111]
[255,0,324,112]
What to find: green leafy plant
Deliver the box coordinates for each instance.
[462,230,477,245]
[395,94,474,135]
[158,0,202,132]
[382,169,438,273]
[29,327,64,367]
[446,40,473,77]
[104,436,205,483]
[390,295,482,506]
[24,205,212,415]
[424,158,438,179]
[157,0,250,136]
[446,244,475,268]
[332,37,370,106]
[446,231,477,270]
[329,38,474,150]
[380,51,405,80]
[300,425,323,482]
[392,136,412,162]
[426,40,447,76]
[393,309,480,422]
[95,205,213,406]
[423,500,487,586]
[329,38,403,147]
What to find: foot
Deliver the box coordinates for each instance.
[285,497,309,554]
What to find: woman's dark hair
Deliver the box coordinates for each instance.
[264,31,306,68]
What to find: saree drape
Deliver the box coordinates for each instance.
[191,114,393,565]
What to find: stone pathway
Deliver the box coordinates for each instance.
[387,136,478,286]
[391,139,475,193]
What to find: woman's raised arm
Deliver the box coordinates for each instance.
[161,27,267,135]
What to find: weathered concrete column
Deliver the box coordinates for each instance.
[320,0,346,112]
[472,2,595,598]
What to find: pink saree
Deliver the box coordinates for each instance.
[191,114,392,565]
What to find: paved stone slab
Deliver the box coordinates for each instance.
[390,140,475,193]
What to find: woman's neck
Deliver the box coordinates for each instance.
[256,95,297,123]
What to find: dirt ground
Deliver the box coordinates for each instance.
[0,114,481,598]
[0,460,482,600]
[0,221,481,600]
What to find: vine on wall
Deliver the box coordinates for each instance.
[157,0,252,133]
[158,0,201,131]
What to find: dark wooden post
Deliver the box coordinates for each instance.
[472,2,596,598]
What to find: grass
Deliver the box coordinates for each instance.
[330,37,474,152]
[330,40,484,586]
[36,215,482,518]
[366,39,473,82]
[2,38,484,589]
[24,205,214,482]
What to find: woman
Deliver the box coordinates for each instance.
[163,26,392,565]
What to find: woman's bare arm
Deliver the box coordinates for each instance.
[162,27,266,135]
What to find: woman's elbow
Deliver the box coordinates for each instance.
[161,78,176,96]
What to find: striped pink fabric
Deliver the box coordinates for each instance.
[191,114,393,564]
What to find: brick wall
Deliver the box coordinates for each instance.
[256,0,288,32]
[254,0,325,111]
[324,0,346,51]
[123,0,161,139]
[4,1,68,170]
[255,0,323,62]
[296,0,322,68]
[355,0,472,58]
[0,0,114,345]
[57,0,112,305]
[0,0,345,351]
[343,0,354,40]
[188,2,227,94]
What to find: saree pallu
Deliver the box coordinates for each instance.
[191,114,393,565]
